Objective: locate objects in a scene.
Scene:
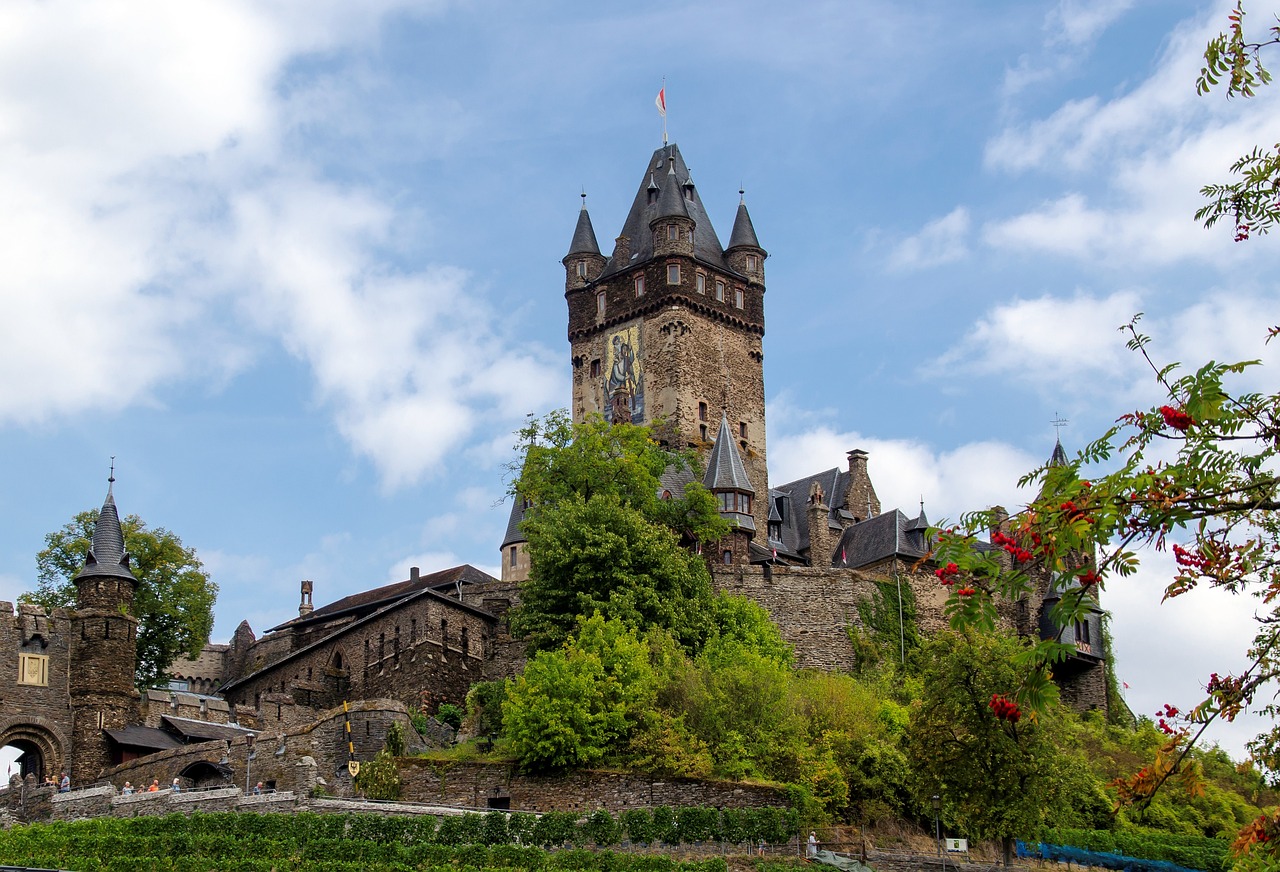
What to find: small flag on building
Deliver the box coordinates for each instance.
[655,87,666,117]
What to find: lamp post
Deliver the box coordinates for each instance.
[244,734,256,795]
[931,795,944,871]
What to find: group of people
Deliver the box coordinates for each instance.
[119,779,175,795]
[42,773,70,792]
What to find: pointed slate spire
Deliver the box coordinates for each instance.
[906,500,929,532]
[567,194,602,257]
[655,158,690,221]
[74,475,137,584]
[727,194,762,250]
[1049,438,1068,467]
[703,414,754,494]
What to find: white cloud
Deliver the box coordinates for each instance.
[933,288,1280,400]
[768,425,1040,524]
[389,552,463,582]
[886,207,971,271]
[0,0,560,489]
[1045,0,1135,47]
[1107,546,1271,760]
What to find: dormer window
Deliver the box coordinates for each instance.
[718,492,752,513]
[596,291,606,317]
[667,264,680,284]
[635,275,645,297]
[715,280,725,302]
[746,254,758,271]
[577,261,588,278]
[667,224,678,241]
[734,287,744,309]
[696,272,706,294]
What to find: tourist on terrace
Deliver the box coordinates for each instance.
[59,772,69,792]
[121,782,133,795]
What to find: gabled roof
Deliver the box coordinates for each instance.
[769,467,848,555]
[105,725,184,752]
[267,564,496,633]
[74,479,137,584]
[160,716,256,744]
[832,509,933,570]
[222,573,500,694]
[598,143,732,281]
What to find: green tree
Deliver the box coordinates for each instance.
[502,614,656,772]
[514,492,718,654]
[508,412,728,654]
[24,510,217,688]
[906,631,1094,866]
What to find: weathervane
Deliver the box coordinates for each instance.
[109,456,116,484]
[1051,413,1069,439]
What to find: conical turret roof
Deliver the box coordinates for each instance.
[727,197,762,251]
[74,479,137,584]
[1049,438,1068,467]
[567,198,601,257]
[654,160,690,222]
[703,414,754,495]
[598,144,730,280]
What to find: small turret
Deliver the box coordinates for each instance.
[703,414,756,533]
[73,475,138,611]
[650,158,695,259]
[563,193,606,291]
[725,191,766,282]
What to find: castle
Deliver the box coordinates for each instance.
[2,140,1107,796]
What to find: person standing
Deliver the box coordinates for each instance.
[807,832,818,858]
[59,772,70,793]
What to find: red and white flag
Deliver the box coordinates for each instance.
[655,87,666,117]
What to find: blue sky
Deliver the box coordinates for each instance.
[1,0,1277,761]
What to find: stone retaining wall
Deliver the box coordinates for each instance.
[397,760,786,812]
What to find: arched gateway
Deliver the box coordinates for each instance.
[0,719,67,784]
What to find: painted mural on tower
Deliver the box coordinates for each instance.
[605,323,643,424]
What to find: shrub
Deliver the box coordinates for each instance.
[580,809,621,847]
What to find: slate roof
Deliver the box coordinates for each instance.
[160,716,257,744]
[105,725,184,752]
[74,480,137,584]
[1049,438,1068,466]
[267,564,495,633]
[598,143,735,281]
[567,200,601,257]
[703,415,754,494]
[831,508,933,570]
[500,498,529,549]
[222,570,500,694]
[768,467,848,556]
[727,199,763,251]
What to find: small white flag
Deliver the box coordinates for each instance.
[655,87,666,117]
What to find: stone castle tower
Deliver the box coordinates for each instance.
[67,477,140,783]
[563,143,770,534]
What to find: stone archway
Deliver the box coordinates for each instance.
[0,720,67,785]
[178,760,233,789]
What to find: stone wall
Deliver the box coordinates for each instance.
[396,760,786,813]
[222,594,497,716]
[0,602,74,783]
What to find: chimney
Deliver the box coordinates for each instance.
[613,235,631,263]
[845,449,881,520]
[298,580,314,617]
[410,566,420,583]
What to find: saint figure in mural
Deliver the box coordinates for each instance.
[605,328,644,423]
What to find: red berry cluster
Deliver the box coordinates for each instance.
[1172,543,1206,571]
[956,587,976,597]
[934,562,960,586]
[1078,570,1100,588]
[988,693,1021,723]
[991,530,1036,563]
[1059,500,1094,523]
[1156,703,1180,735]
[1235,221,1251,243]
[1159,405,1195,432]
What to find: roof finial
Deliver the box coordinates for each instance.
[739,186,745,205]
[1051,412,1068,439]
[919,495,924,513]
[580,188,587,210]
[108,456,116,490]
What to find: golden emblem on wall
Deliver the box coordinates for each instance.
[348,760,360,777]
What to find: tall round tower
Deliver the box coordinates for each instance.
[68,475,140,784]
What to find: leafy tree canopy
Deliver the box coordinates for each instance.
[906,631,1103,865]
[24,510,218,689]
[509,412,728,654]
